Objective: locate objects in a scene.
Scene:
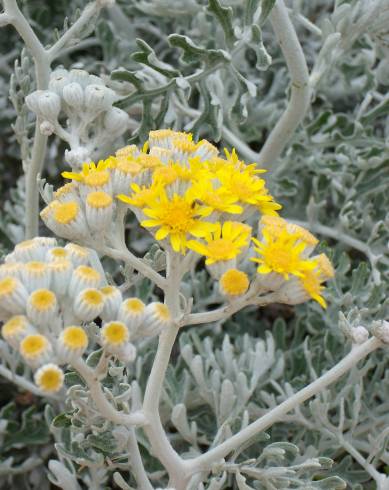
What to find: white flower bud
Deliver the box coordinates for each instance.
[84,85,116,112]
[39,121,55,136]
[68,69,91,87]
[62,82,84,107]
[64,147,91,168]
[351,326,369,344]
[25,90,45,115]
[103,107,129,134]
[49,69,70,95]
[115,342,137,364]
[38,92,61,121]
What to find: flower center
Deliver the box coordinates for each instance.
[103,322,129,345]
[0,277,17,296]
[83,170,110,187]
[220,269,249,296]
[124,298,145,313]
[30,289,56,311]
[2,315,27,336]
[75,266,100,281]
[82,289,103,306]
[54,202,78,224]
[160,201,195,232]
[86,191,113,209]
[20,334,48,357]
[206,239,234,261]
[62,326,88,349]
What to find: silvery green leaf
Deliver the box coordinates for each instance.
[206,0,235,47]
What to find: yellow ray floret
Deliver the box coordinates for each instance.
[252,228,315,279]
[187,221,251,264]
[117,182,162,208]
[140,189,218,253]
[186,181,243,216]
[62,159,112,186]
[217,165,281,215]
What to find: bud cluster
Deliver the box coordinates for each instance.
[0,237,171,393]
[25,69,129,167]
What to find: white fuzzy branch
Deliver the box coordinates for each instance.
[258,0,311,169]
[71,358,146,427]
[185,337,382,475]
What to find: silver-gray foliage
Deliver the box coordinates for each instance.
[0,0,388,489]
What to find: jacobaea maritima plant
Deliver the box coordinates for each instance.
[0,0,388,489]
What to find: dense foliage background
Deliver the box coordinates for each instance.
[0,0,388,488]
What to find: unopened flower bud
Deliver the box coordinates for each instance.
[68,69,90,87]
[49,69,70,95]
[26,90,45,115]
[38,92,61,121]
[85,85,116,112]
[103,107,129,134]
[65,147,91,168]
[62,82,84,107]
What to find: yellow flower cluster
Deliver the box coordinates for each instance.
[42,130,280,253]
[40,129,334,308]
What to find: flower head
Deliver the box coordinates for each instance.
[101,321,130,353]
[252,228,315,280]
[20,334,52,365]
[34,363,64,392]
[188,221,251,264]
[140,189,217,253]
[219,269,250,297]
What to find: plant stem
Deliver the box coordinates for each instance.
[258,0,310,169]
[71,358,146,426]
[101,245,167,290]
[3,0,50,238]
[142,252,187,488]
[185,337,382,475]
[127,428,154,490]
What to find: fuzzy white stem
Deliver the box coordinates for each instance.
[142,252,187,488]
[3,0,50,238]
[185,337,382,475]
[47,1,107,61]
[100,245,167,290]
[127,428,153,490]
[258,0,310,169]
[71,358,146,426]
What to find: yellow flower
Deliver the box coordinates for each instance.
[140,189,217,253]
[252,228,315,279]
[153,162,194,186]
[217,166,281,215]
[219,269,250,297]
[186,181,243,216]
[260,216,318,248]
[34,363,64,392]
[117,182,162,208]
[187,221,251,264]
[62,159,112,187]
[299,269,327,308]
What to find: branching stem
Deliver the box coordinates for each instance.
[185,337,382,475]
